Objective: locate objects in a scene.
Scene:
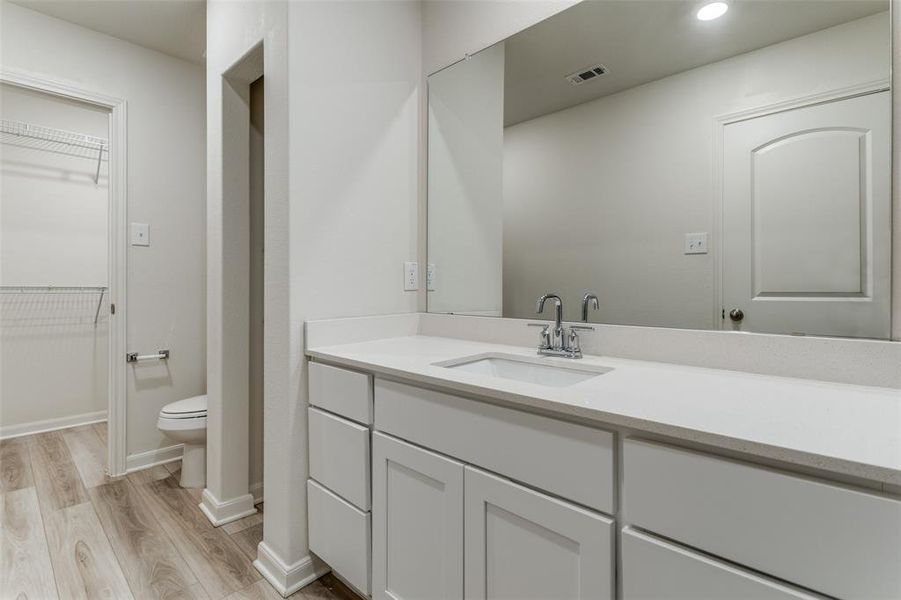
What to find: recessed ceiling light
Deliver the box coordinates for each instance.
[697,1,728,21]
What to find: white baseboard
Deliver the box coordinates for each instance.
[199,488,257,527]
[250,481,264,505]
[126,444,184,472]
[0,411,107,440]
[254,542,329,597]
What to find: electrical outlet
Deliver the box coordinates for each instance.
[404,261,419,291]
[427,263,435,291]
[684,232,708,255]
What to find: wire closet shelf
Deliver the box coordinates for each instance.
[0,118,108,183]
[0,286,109,325]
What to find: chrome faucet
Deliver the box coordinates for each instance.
[582,292,599,322]
[533,293,591,359]
[536,293,564,347]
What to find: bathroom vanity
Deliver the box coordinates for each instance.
[303,2,901,597]
[304,319,901,600]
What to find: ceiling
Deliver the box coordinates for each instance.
[503,0,888,126]
[10,0,206,64]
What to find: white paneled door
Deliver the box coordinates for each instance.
[723,91,891,338]
[371,432,464,600]
[464,466,614,600]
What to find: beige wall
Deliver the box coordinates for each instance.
[0,1,207,456]
[502,13,890,328]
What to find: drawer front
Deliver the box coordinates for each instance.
[307,479,371,596]
[622,528,824,600]
[375,379,614,513]
[308,407,371,510]
[309,361,372,424]
[623,439,901,600]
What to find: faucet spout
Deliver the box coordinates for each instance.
[536,293,564,335]
[582,293,599,322]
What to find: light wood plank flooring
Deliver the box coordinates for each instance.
[0,423,359,600]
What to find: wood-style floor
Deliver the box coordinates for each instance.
[0,423,359,600]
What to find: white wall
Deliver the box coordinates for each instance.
[206,0,293,578]
[0,1,206,456]
[206,0,421,586]
[422,0,579,75]
[502,12,890,327]
[0,84,109,430]
[428,43,505,315]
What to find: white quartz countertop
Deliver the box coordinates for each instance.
[307,335,901,486]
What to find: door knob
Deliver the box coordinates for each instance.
[729,308,744,322]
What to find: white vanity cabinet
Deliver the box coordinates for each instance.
[371,432,464,600]
[623,439,901,600]
[621,528,824,599]
[307,362,374,596]
[307,359,901,600]
[464,466,614,600]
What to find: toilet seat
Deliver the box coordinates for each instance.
[160,395,207,419]
[158,413,207,431]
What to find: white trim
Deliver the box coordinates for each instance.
[0,412,107,440]
[0,68,129,477]
[253,542,329,598]
[250,481,264,504]
[711,78,892,330]
[199,488,257,526]
[126,444,183,472]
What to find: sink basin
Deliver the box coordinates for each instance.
[435,353,612,388]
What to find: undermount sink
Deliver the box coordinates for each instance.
[435,353,612,388]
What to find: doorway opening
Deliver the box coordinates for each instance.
[249,74,265,504]
[201,42,264,525]
[0,74,127,475]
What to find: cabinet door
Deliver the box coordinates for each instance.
[372,432,464,600]
[464,466,614,600]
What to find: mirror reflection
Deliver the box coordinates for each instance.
[427,0,892,339]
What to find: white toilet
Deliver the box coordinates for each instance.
[157,395,207,488]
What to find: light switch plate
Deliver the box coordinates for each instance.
[404,261,419,291]
[684,232,708,255]
[427,263,435,291]
[131,222,150,246]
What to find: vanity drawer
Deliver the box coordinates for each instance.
[622,528,824,600]
[309,361,372,425]
[623,439,901,600]
[308,407,370,510]
[307,479,371,596]
[375,379,614,513]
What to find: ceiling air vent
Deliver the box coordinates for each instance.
[566,64,609,85]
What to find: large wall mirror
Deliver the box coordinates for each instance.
[427,0,893,339]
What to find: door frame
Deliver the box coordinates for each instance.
[711,78,891,330]
[1,68,129,475]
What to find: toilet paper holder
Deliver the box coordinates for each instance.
[126,349,170,363]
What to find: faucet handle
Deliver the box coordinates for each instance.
[528,323,552,349]
[566,328,582,354]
